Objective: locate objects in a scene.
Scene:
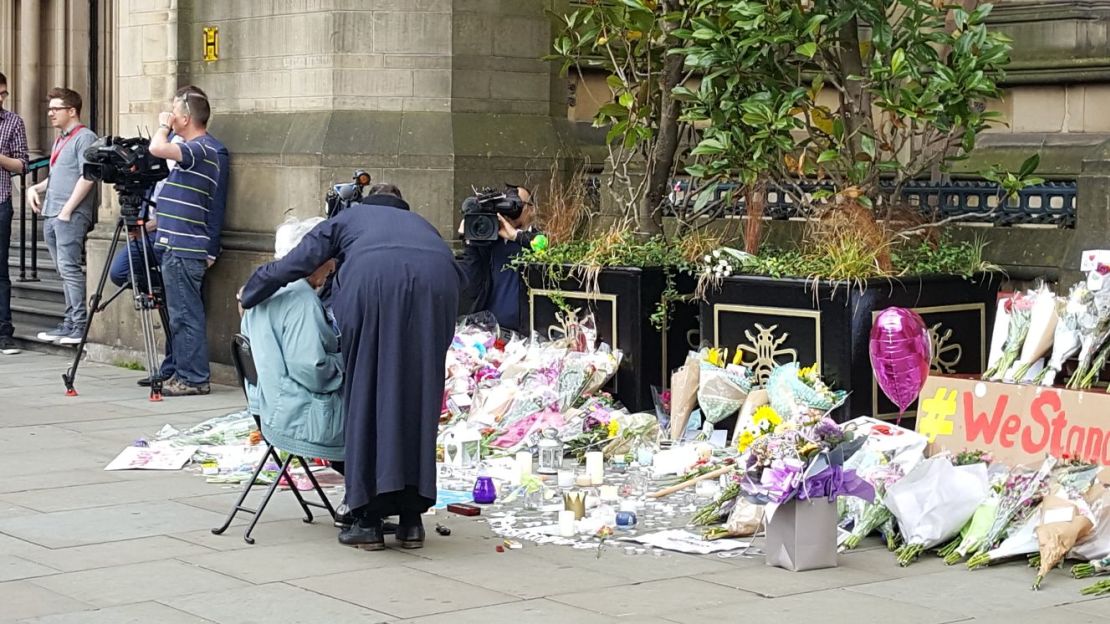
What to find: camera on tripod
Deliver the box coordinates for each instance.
[325,170,371,218]
[82,136,169,219]
[461,185,525,245]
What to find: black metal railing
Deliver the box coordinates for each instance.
[9,156,49,281]
[662,178,1078,227]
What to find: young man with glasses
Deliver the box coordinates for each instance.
[27,87,98,346]
[148,85,223,396]
[0,73,29,355]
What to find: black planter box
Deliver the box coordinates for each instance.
[700,273,1001,421]
[521,265,700,412]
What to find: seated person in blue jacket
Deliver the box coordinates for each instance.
[239,217,345,468]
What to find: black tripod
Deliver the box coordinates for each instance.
[62,191,171,401]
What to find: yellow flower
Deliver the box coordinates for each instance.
[798,364,819,380]
[706,348,725,368]
[732,349,744,366]
[737,430,755,453]
[753,405,782,427]
[607,420,620,439]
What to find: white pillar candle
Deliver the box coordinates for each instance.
[558,510,576,537]
[585,451,604,485]
[598,485,619,502]
[557,469,575,488]
[515,450,533,483]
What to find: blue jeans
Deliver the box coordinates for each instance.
[44,213,91,328]
[110,235,175,379]
[161,254,209,385]
[0,199,12,338]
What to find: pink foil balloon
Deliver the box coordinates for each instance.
[869,307,932,414]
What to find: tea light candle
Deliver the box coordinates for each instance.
[575,473,593,487]
[558,510,576,537]
[515,450,533,484]
[557,470,575,488]
[585,451,604,484]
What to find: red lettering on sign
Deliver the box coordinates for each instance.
[1081,427,1103,464]
[964,392,1007,445]
[1066,425,1086,459]
[1022,391,1056,454]
[999,415,1021,448]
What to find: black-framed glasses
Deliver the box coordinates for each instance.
[47,106,74,112]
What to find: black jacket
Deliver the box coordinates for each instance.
[457,228,540,318]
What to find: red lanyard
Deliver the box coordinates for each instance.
[50,124,86,168]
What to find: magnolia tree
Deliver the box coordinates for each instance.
[674,0,1034,259]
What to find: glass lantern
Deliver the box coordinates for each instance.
[536,428,563,475]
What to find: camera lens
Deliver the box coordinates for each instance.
[464,213,498,242]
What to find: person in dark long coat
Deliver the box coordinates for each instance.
[239,185,460,550]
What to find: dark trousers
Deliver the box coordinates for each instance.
[357,486,433,520]
[110,235,174,378]
[0,199,11,338]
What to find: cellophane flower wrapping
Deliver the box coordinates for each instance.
[1068,280,1110,388]
[697,361,749,424]
[766,363,847,422]
[1038,284,1089,386]
[1071,469,1110,560]
[1009,285,1059,382]
[986,298,1012,373]
[967,456,1057,563]
[985,292,1033,380]
[668,352,700,440]
[884,457,990,550]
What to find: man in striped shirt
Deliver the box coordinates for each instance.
[149,86,222,396]
[0,72,28,355]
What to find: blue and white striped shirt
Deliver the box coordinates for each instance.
[154,134,221,261]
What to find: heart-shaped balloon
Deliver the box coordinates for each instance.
[869,307,932,414]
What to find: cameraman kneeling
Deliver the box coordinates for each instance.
[457,185,539,334]
[240,218,345,467]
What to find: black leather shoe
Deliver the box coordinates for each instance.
[336,509,396,534]
[382,520,398,534]
[396,519,425,549]
[338,518,385,551]
[138,377,152,387]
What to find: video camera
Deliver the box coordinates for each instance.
[461,185,525,245]
[82,136,170,218]
[325,170,372,218]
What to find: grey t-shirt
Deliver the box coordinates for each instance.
[43,126,99,219]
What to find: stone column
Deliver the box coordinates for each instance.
[16,1,43,153]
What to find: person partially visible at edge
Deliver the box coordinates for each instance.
[456,184,540,335]
[110,89,230,389]
[240,217,344,465]
[239,183,462,551]
[148,85,224,397]
[27,87,98,347]
[0,72,28,355]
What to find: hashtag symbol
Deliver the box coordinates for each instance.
[918,388,957,444]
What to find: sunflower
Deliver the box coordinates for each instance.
[736,430,756,453]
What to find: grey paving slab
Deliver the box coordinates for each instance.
[0,402,153,426]
[0,425,92,453]
[0,555,58,582]
[182,539,415,584]
[664,587,962,624]
[0,532,47,558]
[174,489,341,522]
[1063,598,1110,619]
[28,560,251,608]
[393,598,639,624]
[16,601,216,623]
[0,501,39,518]
[0,448,113,478]
[171,516,341,552]
[0,474,224,513]
[289,566,519,619]
[523,540,737,583]
[0,500,228,548]
[966,605,1109,624]
[0,468,122,495]
[164,582,392,624]
[547,577,761,619]
[845,561,1099,618]
[16,536,215,573]
[0,580,94,621]
[405,551,632,599]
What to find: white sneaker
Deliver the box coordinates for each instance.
[56,326,86,346]
[36,323,71,343]
[0,337,19,355]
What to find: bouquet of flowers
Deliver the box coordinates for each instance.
[984,292,1033,380]
[697,358,752,425]
[1036,284,1090,386]
[884,457,991,566]
[840,463,904,551]
[966,456,1057,568]
[968,512,1040,570]
[765,363,847,423]
[1033,487,1098,589]
[1067,278,1110,389]
[1008,285,1059,382]
[1073,556,1110,579]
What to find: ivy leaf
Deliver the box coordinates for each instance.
[796,42,818,59]
[817,150,839,163]
[861,134,877,158]
[618,92,635,108]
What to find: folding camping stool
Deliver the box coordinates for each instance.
[210,333,338,544]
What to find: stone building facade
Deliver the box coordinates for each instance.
[2,0,1110,371]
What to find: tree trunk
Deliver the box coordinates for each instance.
[837,16,871,163]
[743,180,766,255]
[640,16,685,239]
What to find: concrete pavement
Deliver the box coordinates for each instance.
[1,351,1108,623]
